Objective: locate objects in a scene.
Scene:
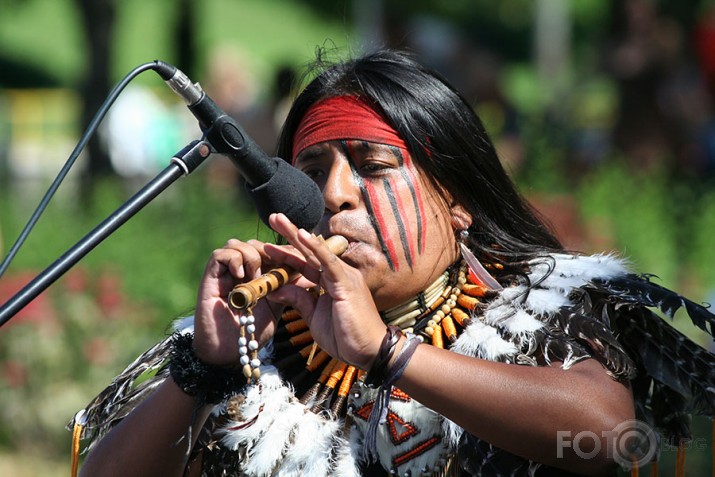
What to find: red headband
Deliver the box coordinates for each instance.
[292,96,407,161]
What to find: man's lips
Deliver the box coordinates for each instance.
[319,231,360,259]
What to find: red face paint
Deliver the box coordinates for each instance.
[392,146,426,256]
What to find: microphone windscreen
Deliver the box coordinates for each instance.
[246,158,324,231]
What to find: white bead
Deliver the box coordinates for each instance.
[238,337,247,346]
[239,315,248,325]
[250,358,261,368]
[247,315,255,324]
[239,346,248,355]
[240,355,250,366]
[248,340,259,350]
[246,324,256,334]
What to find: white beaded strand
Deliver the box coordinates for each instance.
[239,312,261,382]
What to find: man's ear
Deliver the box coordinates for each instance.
[450,204,473,231]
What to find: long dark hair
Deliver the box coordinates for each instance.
[277,49,564,266]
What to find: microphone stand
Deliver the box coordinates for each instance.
[0,139,211,327]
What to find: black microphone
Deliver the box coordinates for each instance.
[153,60,324,231]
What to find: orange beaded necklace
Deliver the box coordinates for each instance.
[270,260,498,418]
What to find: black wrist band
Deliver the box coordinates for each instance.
[362,332,421,462]
[168,332,246,404]
[364,325,402,387]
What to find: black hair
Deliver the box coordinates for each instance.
[277,49,564,267]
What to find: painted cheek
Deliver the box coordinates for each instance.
[383,177,416,269]
[365,148,429,272]
[342,140,398,271]
[395,148,427,256]
[342,141,429,272]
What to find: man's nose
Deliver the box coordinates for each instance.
[323,158,360,213]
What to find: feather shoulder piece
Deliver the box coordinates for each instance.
[577,273,715,442]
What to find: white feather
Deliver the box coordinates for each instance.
[453,321,518,360]
[441,416,464,449]
[522,288,570,315]
[332,435,362,477]
[171,315,195,334]
[276,413,339,476]
[533,253,630,289]
[501,309,545,335]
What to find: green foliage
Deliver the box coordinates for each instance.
[577,161,679,287]
[0,0,353,89]
[0,172,273,469]
[691,189,715,281]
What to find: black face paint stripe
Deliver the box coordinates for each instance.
[391,146,424,256]
[339,140,396,271]
[383,178,413,269]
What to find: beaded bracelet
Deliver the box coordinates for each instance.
[363,325,402,388]
[168,332,247,405]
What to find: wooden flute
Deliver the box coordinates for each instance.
[227,235,349,312]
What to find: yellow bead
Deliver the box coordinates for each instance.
[242,364,253,379]
[427,320,438,328]
[435,310,445,319]
[252,368,261,380]
[425,326,434,336]
[441,304,451,315]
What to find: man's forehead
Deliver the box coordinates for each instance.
[295,139,403,160]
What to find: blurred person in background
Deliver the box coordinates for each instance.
[71,49,715,477]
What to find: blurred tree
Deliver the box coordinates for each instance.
[75,0,116,202]
[176,0,197,80]
[75,0,198,201]
[0,57,62,88]
[604,0,705,173]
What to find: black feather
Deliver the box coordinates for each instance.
[67,333,174,447]
[649,382,693,443]
[591,274,715,336]
[456,432,533,477]
[579,274,715,444]
[550,303,636,380]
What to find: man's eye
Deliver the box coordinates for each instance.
[302,168,324,179]
[360,162,391,174]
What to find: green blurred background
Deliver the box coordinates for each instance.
[0,0,714,475]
